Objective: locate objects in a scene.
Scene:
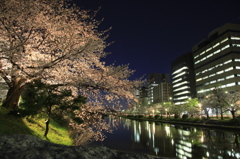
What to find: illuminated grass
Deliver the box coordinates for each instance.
[0,107,73,145]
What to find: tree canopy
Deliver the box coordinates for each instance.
[0,0,142,142]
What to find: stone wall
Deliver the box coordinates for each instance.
[0,134,168,159]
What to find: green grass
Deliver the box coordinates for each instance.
[0,107,73,145]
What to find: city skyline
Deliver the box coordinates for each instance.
[75,0,240,80]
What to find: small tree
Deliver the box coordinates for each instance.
[211,87,228,120]
[20,80,86,137]
[222,91,240,119]
[183,98,199,117]
[199,94,214,119]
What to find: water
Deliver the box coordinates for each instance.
[90,117,240,159]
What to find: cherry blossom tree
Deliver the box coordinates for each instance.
[0,0,142,143]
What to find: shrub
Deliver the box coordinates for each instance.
[155,115,160,119]
[227,118,240,126]
[174,114,180,119]
[182,114,189,120]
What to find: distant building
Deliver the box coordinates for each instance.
[193,23,240,97]
[171,52,196,105]
[138,86,148,107]
[147,73,172,105]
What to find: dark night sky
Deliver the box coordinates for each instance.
[74,0,240,80]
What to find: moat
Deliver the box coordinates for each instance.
[90,117,240,159]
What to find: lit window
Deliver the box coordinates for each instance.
[172,78,182,83]
[213,43,220,48]
[175,91,190,96]
[172,66,188,75]
[232,44,240,47]
[203,76,208,79]
[221,37,228,43]
[173,71,187,79]
[196,78,202,82]
[226,83,235,87]
[217,78,224,82]
[217,70,224,74]
[208,67,214,71]
[195,60,200,64]
[226,75,234,79]
[231,36,240,40]
[201,57,206,61]
[224,60,232,64]
[235,59,240,62]
[225,67,233,72]
[194,55,199,59]
[206,47,212,52]
[173,81,189,88]
[173,86,190,92]
[210,80,216,84]
[221,45,230,51]
[209,73,215,77]
[200,51,205,56]
[213,49,220,54]
[237,74,240,77]
[207,53,213,58]
[236,66,240,69]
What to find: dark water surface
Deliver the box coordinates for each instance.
[89,117,240,159]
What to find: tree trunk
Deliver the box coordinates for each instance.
[44,118,50,137]
[2,78,26,109]
[220,108,224,120]
[231,110,235,119]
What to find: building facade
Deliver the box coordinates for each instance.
[193,23,240,97]
[147,73,172,105]
[171,52,196,105]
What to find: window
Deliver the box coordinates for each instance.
[217,70,224,74]
[172,78,182,83]
[194,55,199,59]
[224,60,232,64]
[226,75,234,79]
[233,44,240,47]
[221,45,230,51]
[209,73,215,77]
[217,78,224,82]
[213,49,220,54]
[225,67,233,72]
[231,36,240,40]
[213,43,220,48]
[172,66,188,75]
[221,37,228,43]
[196,78,202,82]
[203,76,208,79]
[210,80,216,84]
[236,66,240,69]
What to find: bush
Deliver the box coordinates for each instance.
[174,114,180,119]
[227,118,240,126]
[182,114,189,120]
[155,115,160,119]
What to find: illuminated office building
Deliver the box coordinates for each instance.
[193,23,240,97]
[171,53,196,105]
[147,73,172,105]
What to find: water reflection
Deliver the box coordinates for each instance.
[121,118,240,159]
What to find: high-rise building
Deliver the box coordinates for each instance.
[193,23,240,97]
[171,52,196,105]
[147,73,172,105]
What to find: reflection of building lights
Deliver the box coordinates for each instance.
[154,147,159,155]
[206,151,209,157]
[171,139,174,145]
[165,125,170,136]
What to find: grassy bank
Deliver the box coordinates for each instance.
[0,107,73,145]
